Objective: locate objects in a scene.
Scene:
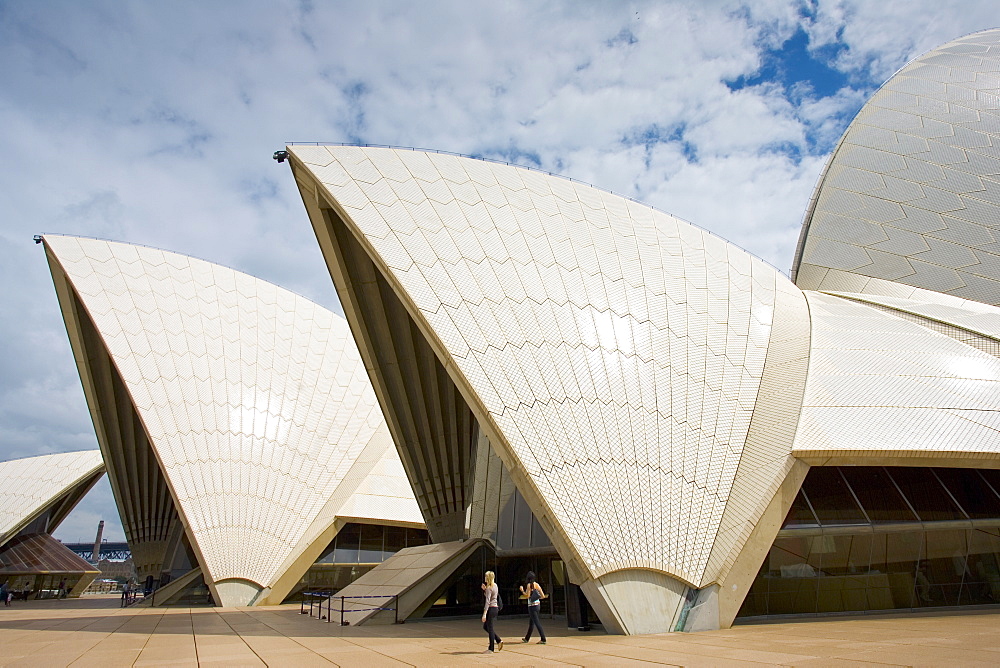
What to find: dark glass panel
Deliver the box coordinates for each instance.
[934,469,1000,519]
[332,523,361,563]
[804,535,826,574]
[815,535,882,613]
[766,536,811,573]
[967,528,1000,604]
[288,564,376,600]
[783,490,820,528]
[385,526,407,554]
[529,515,552,548]
[840,468,917,523]
[495,555,565,616]
[920,529,968,606]
[405,527,429,548]
[512,492,533,549]
[762,536,817,615]
[816,534,873,576]
[316,540,337,564]
[496,493,516,550]
[358,524,385,563]
[870,532,922,609]
[801,467,868,526]
[888,468,965,522]
[548,559,567,616]
[975,469,1000,500]
[423,545,491,617]
[737,588,766,618]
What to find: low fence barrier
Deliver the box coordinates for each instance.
[299,591,401,625]
[121,589,145,607]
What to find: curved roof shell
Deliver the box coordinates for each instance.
[44,236,420,605]
[793,29,1000,306]
[283,29,1000,635]
[288,145,811,591]
[789,27,1000,469]
[0,450,105,546]
[794,291,1000,462]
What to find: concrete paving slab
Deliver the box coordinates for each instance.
[2,595,1000,666]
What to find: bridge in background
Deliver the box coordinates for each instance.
[63,541,131,562]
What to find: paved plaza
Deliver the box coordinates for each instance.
[0,596,998,666]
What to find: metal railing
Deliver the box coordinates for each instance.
[299,591,401,625]
[121,589,142,607]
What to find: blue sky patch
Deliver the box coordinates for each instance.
[620,123,697,164]
[727,27,849,100]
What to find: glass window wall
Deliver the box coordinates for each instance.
[887,468,965,522]
[839,467,915,524]
[933,469,1000,519]
[801,467,868,526]
[315,522,429,566]
[496,487,554,550]
[288,523,430,601]
[739,467,1000,619]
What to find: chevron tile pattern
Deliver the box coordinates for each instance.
[795,30,1000,306]
[44,236,420,602]
[290,144,807,587]
[0,451,104,544]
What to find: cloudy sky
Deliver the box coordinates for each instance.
[1,0,997,544]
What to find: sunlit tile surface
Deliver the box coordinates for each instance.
[795,290,1000,459]
[790,28,1000,465]
[44,236,420,595]
[291,145,804,587]
[0,451,104,544]
[795,29,1000,306]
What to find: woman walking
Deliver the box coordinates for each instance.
[481,570,503,653]
[519,571,547,644]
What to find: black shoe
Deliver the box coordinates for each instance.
[522,637,529,643]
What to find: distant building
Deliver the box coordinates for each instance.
[95,557,136,582]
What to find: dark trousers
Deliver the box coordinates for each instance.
[483,606,501,650]
[525,604,546,641]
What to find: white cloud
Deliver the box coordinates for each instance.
[1,0,997,544]
[806,0,1000,80]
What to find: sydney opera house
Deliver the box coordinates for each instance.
[19,28,1000,633]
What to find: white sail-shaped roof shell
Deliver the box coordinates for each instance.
[794,29,1000,306]
[0,450,105,545]
[288,145,810,595]
[789,28,1000,467]
[44,236,420,605]
[336,435,425,525]
[291,137,1000,633]
[795,291,1000,461]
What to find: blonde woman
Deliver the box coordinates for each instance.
[481,570,503,652]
